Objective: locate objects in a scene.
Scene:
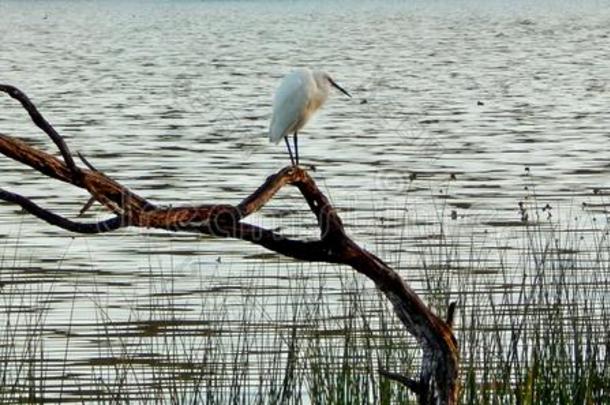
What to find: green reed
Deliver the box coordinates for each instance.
[0,185,609,403]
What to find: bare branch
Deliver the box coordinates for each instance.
[446,301,458,328]
[0,188,124,233]
[379,368,422,395]
[0,84,77,173]
[0,85,460,404]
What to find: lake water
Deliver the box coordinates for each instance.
[0,0,609,401]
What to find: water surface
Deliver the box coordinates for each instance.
[0,0,609,400]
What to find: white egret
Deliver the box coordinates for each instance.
[269,68,351,166]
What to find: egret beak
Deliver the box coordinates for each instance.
[328,78,351,98]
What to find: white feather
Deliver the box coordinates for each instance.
[269,68,317,144]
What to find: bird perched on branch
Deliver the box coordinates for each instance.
[269,68,351,166]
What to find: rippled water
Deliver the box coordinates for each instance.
[0,0,609,401]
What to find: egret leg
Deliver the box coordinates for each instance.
[284,137,295,166]
[293,132,299,165]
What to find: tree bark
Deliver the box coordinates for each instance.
[0,84,459,404]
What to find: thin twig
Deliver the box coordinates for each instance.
[77,151,98,172]
[78,196,97,217]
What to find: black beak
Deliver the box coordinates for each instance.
[328,78,351,98]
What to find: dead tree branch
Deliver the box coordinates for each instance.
[0,85,459,404]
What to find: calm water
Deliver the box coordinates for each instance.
[0,0,609,400]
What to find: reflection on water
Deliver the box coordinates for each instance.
[0,0,609,401]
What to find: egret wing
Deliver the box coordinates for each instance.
[269,70,310,144]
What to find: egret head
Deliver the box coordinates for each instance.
[315,71,352,98]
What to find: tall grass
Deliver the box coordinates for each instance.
[412,177,610,404]
[0,195,609,403]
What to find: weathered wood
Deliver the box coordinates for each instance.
[0,85,459,404]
